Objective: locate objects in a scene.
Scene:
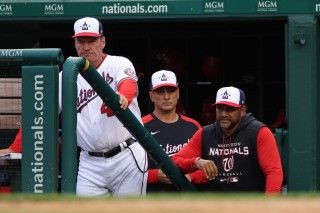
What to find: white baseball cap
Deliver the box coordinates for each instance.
[73,17,104,38]
[150,70,179,91]
[213,86,246,108]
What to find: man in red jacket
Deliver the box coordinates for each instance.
[172,86,283,194]
[0,128,22,156]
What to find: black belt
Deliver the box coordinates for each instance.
[88,138,136,158]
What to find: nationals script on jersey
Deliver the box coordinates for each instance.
[59,55,142,151]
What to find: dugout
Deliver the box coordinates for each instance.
[0,0,319,192]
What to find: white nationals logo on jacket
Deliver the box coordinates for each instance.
[209,146,249,156]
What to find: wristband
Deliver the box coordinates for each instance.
[193,157,201,169]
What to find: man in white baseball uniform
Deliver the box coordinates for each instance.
[59,17,148,196]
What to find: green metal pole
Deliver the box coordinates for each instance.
[0,48,64,65]
[61,57,197,192]
[61,57,85,193]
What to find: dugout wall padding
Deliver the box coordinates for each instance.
[0,48,63,193]
[22,66,59,193]
[286,15,320,191]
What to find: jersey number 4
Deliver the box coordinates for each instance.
[100,103,115,117]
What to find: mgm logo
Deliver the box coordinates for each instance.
[44,4,64,15]
[0,4,12,15]
[257,1,278,12]
[204,1,224,13]
[0,49,23,57]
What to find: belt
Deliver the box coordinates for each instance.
[88,138,136,158]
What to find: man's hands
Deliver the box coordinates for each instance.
[116,92,128,110]
[0,148,14,156]
[157,158,218,184]
[194,158,218,180]
[158,169,172,184]
[158,169,192,184]
[185,174,192,182]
